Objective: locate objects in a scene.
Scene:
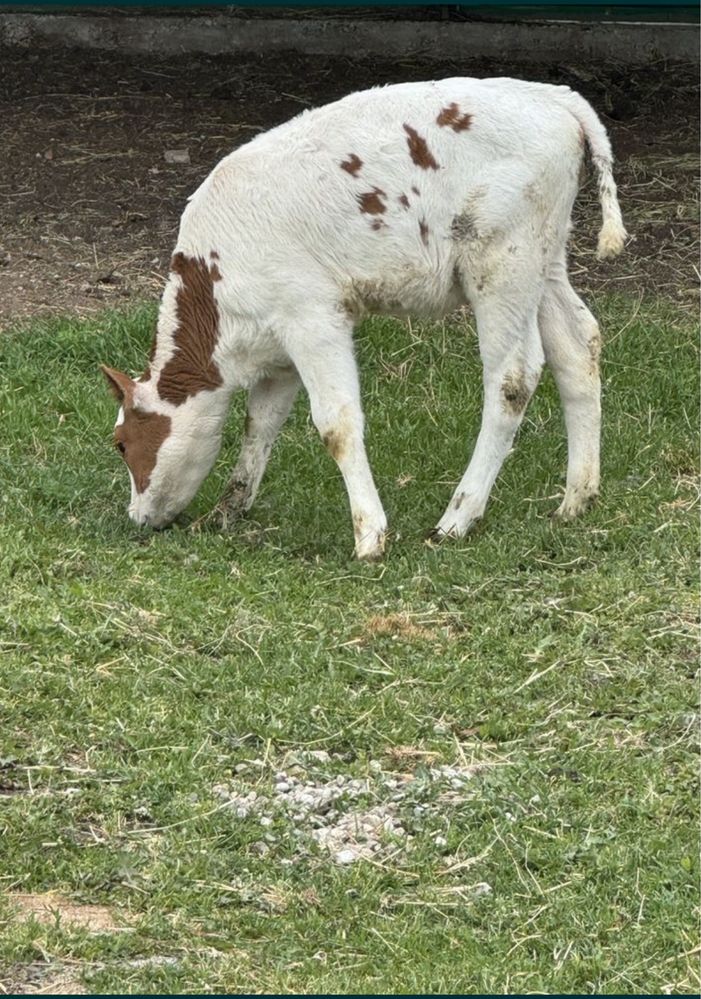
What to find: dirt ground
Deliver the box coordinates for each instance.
[0,43,698,327]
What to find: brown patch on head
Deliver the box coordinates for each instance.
[323,428,347,462]
[403,124,439,170]
[157,252,223,406]
[436,103,472,132]
[419,218,429,246]
[501,371,531,414]
[398,193,410,209]
[358,187,387,215]
[340,153,363,177]
[10,893,122,933]
[114,405,172,494]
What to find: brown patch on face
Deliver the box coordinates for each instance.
[436,103,472,132]
[501,371,531,414]
[340,153,363,177]
[398,193,410,209]
[403,124,439,171]
[115,406,172,494]
[358,187,387,215]
[157,252,223,406]
[323,428,347,462]
[419,219,429,246]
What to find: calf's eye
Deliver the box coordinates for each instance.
[116,441,126,455]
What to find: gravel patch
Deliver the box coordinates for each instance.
[213,753,480,865]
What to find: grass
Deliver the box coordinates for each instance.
[0,295,698,994]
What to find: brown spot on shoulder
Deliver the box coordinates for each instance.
[419,218,429,246]
[501,371,531,414]
[411,186,420,196]
[115,407,172,494]
[157,253,223,406]
[371,219,387,232]
[340,153,363,177]
[358,187,387,215]
[210,250,220,260]
[436,103,472,132]
[403,124,439,171]
[398,193,410,209]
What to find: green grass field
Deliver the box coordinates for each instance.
[0,296,698,994]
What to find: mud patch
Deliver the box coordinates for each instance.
[588,326,602,376]
[322,428,347,462]
[9,893,123,933]
[2,962,89,995]
[362,611,437,642]
[501,371,531,414]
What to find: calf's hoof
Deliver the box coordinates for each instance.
[213,482,252,530]
[354,528,387,562]
[552,490,598,522]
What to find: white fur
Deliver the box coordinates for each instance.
[132,78,625,556]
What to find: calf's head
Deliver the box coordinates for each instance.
[101,365,224,528]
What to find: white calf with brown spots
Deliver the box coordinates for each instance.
[102,77,626,559]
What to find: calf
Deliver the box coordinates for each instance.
[102,77,626,559]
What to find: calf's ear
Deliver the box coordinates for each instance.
[100,365,135,403]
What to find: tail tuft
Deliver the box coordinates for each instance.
[560,90,628,261]
[597,217,627,260]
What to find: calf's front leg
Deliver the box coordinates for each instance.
[217,367,300,527]
[287,320,387,560]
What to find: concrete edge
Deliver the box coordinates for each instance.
[0,12,698,64]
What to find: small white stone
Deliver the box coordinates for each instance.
[334,848,358,865]
[276,782,291,793]
[260,816,273,827]
[434,835,447,847]
[164,148,190,164]
[473,882,492,896]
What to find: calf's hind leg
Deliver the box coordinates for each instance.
[538,258,601,519]
[435,264,545,538]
